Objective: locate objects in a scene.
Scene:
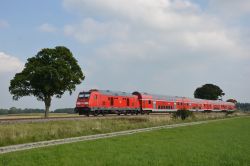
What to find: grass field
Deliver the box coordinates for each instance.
[0,117,249,166]
[0,113,228,147]
[0,113,76,119]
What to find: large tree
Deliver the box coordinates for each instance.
[194,84,225,100]
[9,46,84,118]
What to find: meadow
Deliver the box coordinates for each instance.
[0,112,228,147]
[0,113,76,120]
[0,116,249,166]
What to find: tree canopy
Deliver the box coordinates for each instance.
[194,84,225,100]
[9,46,84,117]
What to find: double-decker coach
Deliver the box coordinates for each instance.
[132,91,236,113]
[133,92,182,113]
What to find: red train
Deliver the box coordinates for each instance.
[75,89,236,116]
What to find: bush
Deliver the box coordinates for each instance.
[225,111,234,116]
[172,109,193,120]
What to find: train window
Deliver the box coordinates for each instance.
[148,100,152,104]
[95,95,97,100]
[78,94,84,98]
[158,106,160,109]
[78,92,90,99]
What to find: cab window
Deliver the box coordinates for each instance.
[78,93,90,99]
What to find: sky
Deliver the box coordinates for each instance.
[0,0,250,110]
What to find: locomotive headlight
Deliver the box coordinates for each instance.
[84,102,89,104]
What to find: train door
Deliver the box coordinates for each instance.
[153,101,156,109]
[92,94,98,107]
[110,97,114,107]
[127,98,130,107]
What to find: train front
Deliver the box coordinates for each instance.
[75,92,91,115]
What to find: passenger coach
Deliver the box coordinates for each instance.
[133,91,235,113]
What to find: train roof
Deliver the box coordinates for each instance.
[92,89,134,97]
[134,92,183,101]
[134,92,233,104]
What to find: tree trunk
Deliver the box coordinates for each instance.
[44,96,51,118]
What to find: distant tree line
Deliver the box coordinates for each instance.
[0,107,44,115]
[53,108,75,114]
[236,103,250,112]
[0,107,75,115]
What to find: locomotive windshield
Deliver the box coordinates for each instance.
[78,92,90,99]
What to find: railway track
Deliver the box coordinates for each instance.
[0,113,171,124]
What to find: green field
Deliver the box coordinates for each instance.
[0,113,76,119]
[0,113,228,147]
[0,117,249,166]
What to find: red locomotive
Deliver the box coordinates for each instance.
[75,89,140,116]
[75,89,236,116]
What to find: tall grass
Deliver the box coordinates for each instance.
[0,113,238,147]
[0,117,249,166]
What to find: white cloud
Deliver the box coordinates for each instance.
[0,20,9,28]
[0,52,24,73]
[64,18,129,43]
[38,23,57,33]
[208,0,250,17]
[63,0,247,59]
[62,0,250,102]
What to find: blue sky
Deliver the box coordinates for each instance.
[0,0,250,110]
